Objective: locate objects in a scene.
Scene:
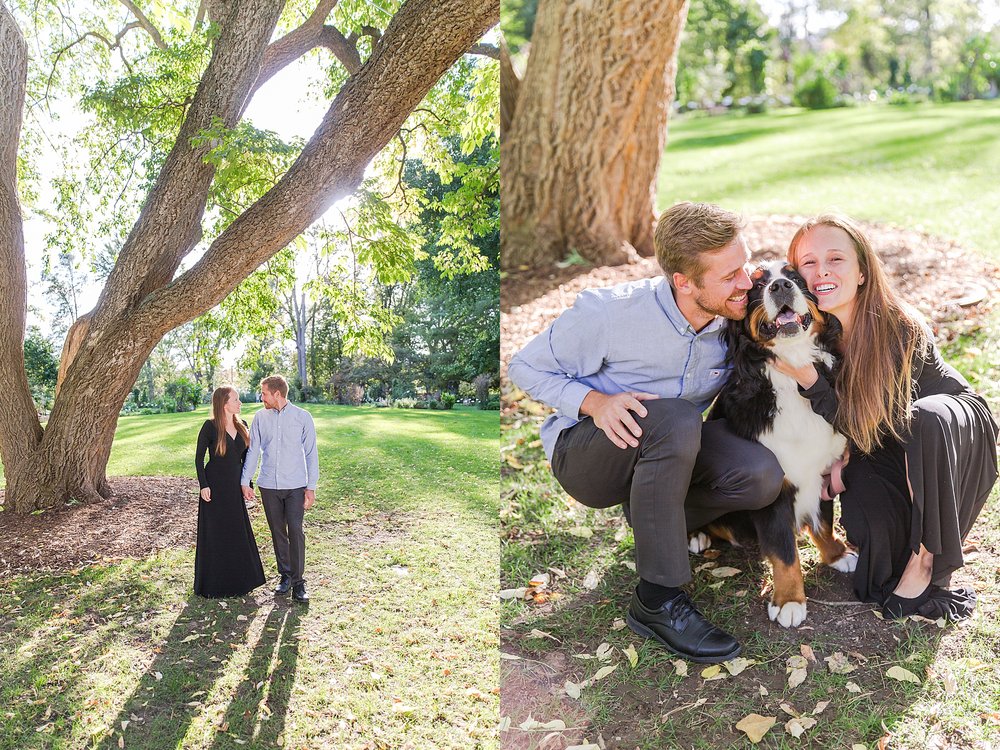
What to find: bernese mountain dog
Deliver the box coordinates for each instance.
[697,260,857,628]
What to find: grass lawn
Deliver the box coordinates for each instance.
[0,404,500,749]
[503,102,1000,748]
[660,100,1000,260]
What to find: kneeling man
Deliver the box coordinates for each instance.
[508,202,783,662]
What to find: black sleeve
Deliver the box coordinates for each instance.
[196,421,213,489]
[798,373,839,425]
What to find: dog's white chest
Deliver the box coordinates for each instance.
[759,353,846,526]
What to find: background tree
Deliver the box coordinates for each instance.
[501,0,690,269]
[0,0,498,512]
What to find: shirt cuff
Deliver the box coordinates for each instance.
[559,381,595,421]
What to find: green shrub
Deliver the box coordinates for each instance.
[440,393,456,410]
[483,396,500,411]
[428,399,439,410]
[794,75,839,110]
[395,397,418,409]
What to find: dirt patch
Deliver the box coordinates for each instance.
[501,214,1000,376]
[501,640,592,750]
[0,476,212,576]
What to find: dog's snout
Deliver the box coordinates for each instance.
[769,279,794,293]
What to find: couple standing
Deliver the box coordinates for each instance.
[509,202,997,663]
[194,375,319,603]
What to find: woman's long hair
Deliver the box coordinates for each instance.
[211,387,250,457]
[788,214,927,454]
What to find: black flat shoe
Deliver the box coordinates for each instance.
[881,583,934,618]
[626,588,741,664]
[292,583,309,603]
[274,575,292,595]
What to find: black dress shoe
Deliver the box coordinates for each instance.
[626,587,741,663]
[274,575,292,595]
[292,583,309,603]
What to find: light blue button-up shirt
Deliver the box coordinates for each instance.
[241,402,319,490]
[507,276,731,460]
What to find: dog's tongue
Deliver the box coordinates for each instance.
[776,309,799,326]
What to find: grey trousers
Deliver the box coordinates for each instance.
[550,398,784,587]
[260,487,306,586]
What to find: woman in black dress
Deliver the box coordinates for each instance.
[194,387,266,598]
[775,214,998,620]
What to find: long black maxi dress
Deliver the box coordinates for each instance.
[194,420,266,598]
[801,341,999,605]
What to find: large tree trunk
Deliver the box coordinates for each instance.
[0,0,498,512]
[501,0,689,269]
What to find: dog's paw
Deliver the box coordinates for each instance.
[767,600,808,628]
[828,551,858,573]
[688,531,712,554]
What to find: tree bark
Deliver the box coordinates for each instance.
[501,0,689,269]
[0,0,499,512]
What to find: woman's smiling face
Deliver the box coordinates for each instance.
[792,224,865,321]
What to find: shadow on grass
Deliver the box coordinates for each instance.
[94,596,302,750]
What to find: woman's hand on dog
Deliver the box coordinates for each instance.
[770,357,820,389]
[581,390,659,449]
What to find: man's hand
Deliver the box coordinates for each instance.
[200,488,211,502]
[580,390,659,449]
[770,357,819,389]
[241,485,254,502]
[304,489,316,510]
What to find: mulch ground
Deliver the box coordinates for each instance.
[0,476,242,577]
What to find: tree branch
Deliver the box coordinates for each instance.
[469,42,498,59]
[252,0,365,92]
[142,0,500,334]
[91,0,286,333]
[116,0,166,49]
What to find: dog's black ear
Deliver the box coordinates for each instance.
[722,317,747,366]
[817,312,844,378]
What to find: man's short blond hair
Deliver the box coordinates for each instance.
[654,202,744,285]
[260,375,289,398]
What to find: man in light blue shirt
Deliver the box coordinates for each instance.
[509,202,783,663]
[241,375,319,603]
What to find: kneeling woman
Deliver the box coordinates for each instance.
[776,214,998,619]
[194,387,266,598]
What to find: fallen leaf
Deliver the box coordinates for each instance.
[565,681,581,699]
[701,664,726,681]
[758,684,769,696]
[695,562,717,572]
[582,569,602,590]
[529,573,550,588]
[703,549,722,559]
[566,526,593,538]
[118,737,124,749]
[846,682,862,693]
[724,657,755,676]
[498,588,528,600]
[153,672,163,681]
[785,716,817,738]
[572,653,595,660]
[592,664,618,682]
[779,702,800,717]
[825,652,856,674]
[886,666,921,685]
[565,745,601,750]
[735,713,776,743]
[673,660,688,677]
[500,652,521,660]
[940,671,957,695]
[711,566,742,578]
[800,644,816,662]
[528,629,560,642]
[788,668,807,688]
[812,700,830,715]
[121,720,129,731]
[786,655,808,670]
[623,644,638,668]
[852,745,867,750]
[595,643,614,661]
[392,704,416,715]
[611,618,626,631]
